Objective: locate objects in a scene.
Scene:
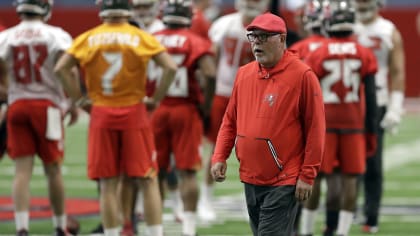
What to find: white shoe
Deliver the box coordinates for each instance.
[173,200,184,223]
[198,199,216,222]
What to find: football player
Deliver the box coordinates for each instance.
[289,0,329,60]
[354,0,406,233]
[150,0,216,235]
[54,0,177,235]
[131,0,165,33]
[305,1,379,235]
[0,0,79,235]
[199,0,270,222]
[296,2,342,235]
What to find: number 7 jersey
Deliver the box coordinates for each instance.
[67,23,165,107]
[305,37,377,131]
[0,21,72,111]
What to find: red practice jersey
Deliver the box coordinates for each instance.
[305,37,377,131]
[152,28,213,106]
[289,34,328,60]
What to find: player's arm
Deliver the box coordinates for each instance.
[149,51,177,102]
[381,28,405,133]
[54,53,83,106]
[198,54,216,115]
[389,28,405,93]
[0,59,8,101]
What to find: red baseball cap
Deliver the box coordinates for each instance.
[246,12,287,34]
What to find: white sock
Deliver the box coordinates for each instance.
[135,189,144,215]
[300,208,317,234]
[146,224,163,236]
[337,210,354,236]
[201,184,214,203]
[182,211,196,235]
[15,211,29,231]
[104,227,120,236]
[170,190,183,213]
[52,215,67,229]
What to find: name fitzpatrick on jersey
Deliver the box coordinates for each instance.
[88,33,140,47]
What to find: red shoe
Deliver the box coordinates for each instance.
[361,225,379,234]
[120,222,135,236]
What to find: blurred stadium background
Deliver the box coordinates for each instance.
[0,0,419,235]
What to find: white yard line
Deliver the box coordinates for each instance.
[383,139,420,171]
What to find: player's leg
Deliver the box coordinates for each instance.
[199,95,229,221]
[12,156,33,235]
[7,101,39,234]
[179,170,199,236]
[134,186,144,222]
[99,176,121,235]
[166,163,184,222]
[87,125,121,236]
[122,126,163,236]
[363,107,386,232]
[172,104,202,236]
[324,171,341,236]
[119,175,136,236]
[38,103,71,235]
[90,181,104,234]
[299,175,322,236]
[336,133,366,236]
[44,163,68,233]
[139,175,163,235]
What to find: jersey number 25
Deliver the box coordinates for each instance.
[321,58,362,104]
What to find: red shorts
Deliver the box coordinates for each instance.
[206,95,230,143]
[88,104,157,179]
[321,132,366,174]
[7,99,64,164]
[151,104,202,171]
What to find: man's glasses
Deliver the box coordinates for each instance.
[246,32,280,43]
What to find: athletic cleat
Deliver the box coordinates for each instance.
[90,223,104,234]
[362,225,379,234]
[54,228,73,236]
[322,227,335,236]
[197,199,216,222]
[173,201,184,223]
[16,229,29,236]
[174,210,184,223]
[120,222,135,236]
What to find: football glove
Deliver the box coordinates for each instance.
[365,133,377,157]
[380,91,404,135]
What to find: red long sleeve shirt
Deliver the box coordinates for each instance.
[212,50,325,186]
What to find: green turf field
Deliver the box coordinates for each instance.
[0,111,419,235]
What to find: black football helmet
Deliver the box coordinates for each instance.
[15,0,53,20]
[303,0,325,30]
[324,0,356,33]
[162,0,193,26]
[96,0,133,18]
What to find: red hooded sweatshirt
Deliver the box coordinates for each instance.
[212,50,325,186]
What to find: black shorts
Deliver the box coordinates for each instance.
[244,183,298,236]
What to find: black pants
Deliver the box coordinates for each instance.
[244,183,298,236]
[363,106,386,226]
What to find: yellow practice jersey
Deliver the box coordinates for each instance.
[68,22,165,107]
